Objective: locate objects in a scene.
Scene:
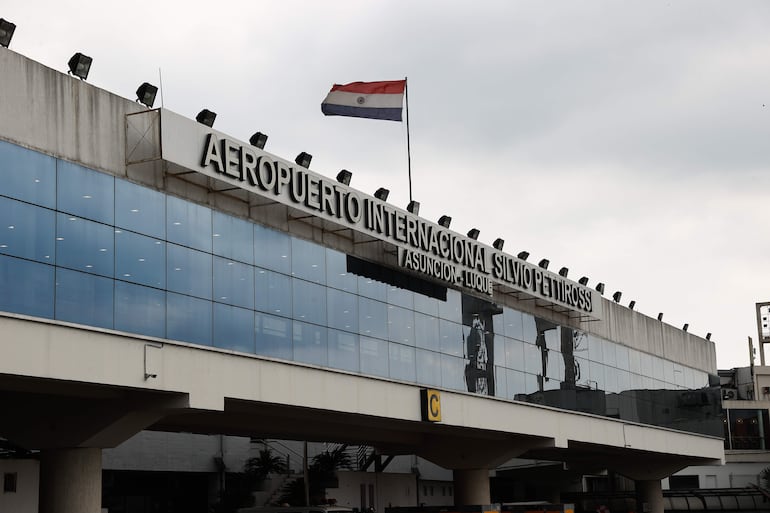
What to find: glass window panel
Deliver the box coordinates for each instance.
[414,312,439,351]
[212,211,254,264]
[440,354,466,391]
[56,214,114,277]
[167,196,212,252]
[57,160,114,224]
[504,338,525,371]
[589,361,605,390]
[254,224,291,274]
[494,334,506,370]
[604,366,619,393]
[523,342,541,376]
[389,342,416,382]
[541,322,561,352]
[213,303,255,353]
[414,292,439,316]
[664,360,675,384]
[255,268,291,317]
[167,292,212,346]
[617,369,631,393]
[652,356,665,381]
[114,281,165,338]
[616,345,630,371]
[360,336,389,378]
[327,288,358,333]
[328,329,359,372]
[628,349,641,374]
[640,352,653,378]
[55,268,113,329]
[167,244,212,299]
[603,340,617,368]
[213,256,255,309]
[326,249,357,292]
[546,350,564,386]
[495,367,508,398]
[357,275,386,301]
[0,197,55,263]
[507,368,527,400]
[438,289,461,321]
[359,297,387,340]
[388,305,414,345]
[503,307,524,340]
[587,335,604,363]
[575,356,591,388]
[0,255,54,318]
[631,372,644,390]
[416,349,442,387]
[115,179,165,238]
[292,279,326,326]
[521,313,537,343]
[292,321,329,366]
[291,238,325,284]
[523,372,540,395]
[439,319,463,356]
[0,141,56,207]
[673,363,685,388]
[115,230,165,288]
[387,285,414,310]
[255,312,292,360]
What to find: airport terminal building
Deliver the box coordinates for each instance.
[0,46,724,513]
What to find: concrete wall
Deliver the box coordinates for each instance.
[0,459,39,513]
[330,471,419,510]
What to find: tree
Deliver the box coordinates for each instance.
[244,447,286,488]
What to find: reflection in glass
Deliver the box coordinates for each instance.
[326,249,357,292]
[0,197,55,263]
[213,211,254,264]
[388,305,414,345]
[56,214,114,277]
[0,140,56,208]
[327,288,358,333]
[291,238,326,284]
[359,297,387,340]
[255,312,291,360]
[328,329,359,372]
[293,320,327,366]
[114,281,165,338]
[115,230,165,288]
[255,224,291,274]
[0,255,54,318]
[414,312,439,351]
[167,244,212,300]
[416,349,441,387]
[167,196,212,252]
[213,256,255,309]
[167,292,212,346]
[57,160,114,224]
[55,268,113,329]
[360,336,388,378]
[292,279,326,325]
[389,342,416,382]
[213,303,255,353]
[115,179,165,239]
[255,269,291,317]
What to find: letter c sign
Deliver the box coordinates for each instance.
[421,389,441,422]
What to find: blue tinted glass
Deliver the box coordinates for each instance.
[438,289,461,321]
[503,307,524,340]
[254,224,291,273]
[328,329,359,372]
[389,342,416,382]
[293,320,327,366]
[416,349,442,387]
[414,312,439,351]
[360,336,389,378]
[115,230,165,288]
[56,214,114,277]
[504,338,525,371]
[213,256,255,309]
[213,211,254,264]
[57,161,114,224]
[327,289,358,332]
[291,238,326,284]
[255,268,292,317]
[359,297,387,340]
[414,293,439,316]
[115,179,165,238]
[114,281,165,338]
[255,312,292,360]
[167,244,212,299]
[292,279,326,325]
[441,354,466,391]
[326,249,357,292]
[0,197,55,263]
[55,268,113,329]
[0,255,54,318]
[439,319,463,356]
[387,285,413,309]
[167,196,212,252]
[0,141,56,208]
[167,292,212,345]
[506,368,526,399]
[357,275,386,301]
[388,305,415,345]
[213,303,255,353]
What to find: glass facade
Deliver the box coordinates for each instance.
[0,140,722,436]
[724,409,770,450]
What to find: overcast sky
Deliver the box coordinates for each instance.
[4,1,769,369]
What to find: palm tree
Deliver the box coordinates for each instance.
[244,447,286,489]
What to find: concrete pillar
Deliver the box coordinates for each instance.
[635,479,663,513]
[39,448,102,513]
[453,468,490,506]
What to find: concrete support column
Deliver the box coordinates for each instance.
[635,479,663,513]
[39,448,102,513]
[453,468,490,506]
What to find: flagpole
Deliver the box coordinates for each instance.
[405,76,413,203]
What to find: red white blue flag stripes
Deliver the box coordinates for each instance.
[321,80,406,122]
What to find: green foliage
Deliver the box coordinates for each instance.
[245,447,287,484]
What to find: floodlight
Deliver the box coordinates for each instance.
[706,333,712,341]
[467,228,480,240]
[657,313,664,321]
[374,188,390,201]
[493,238,504,250]
[438,215,452,228]
[135,82,158,108]
[595,282,605,294]
[407,200,420,215]
[558,267,568,277]
[683,323,689,332]
[538,259,549,270]
[295,152,312,168]
[612,291,622,303]
[629,300,636,310]
[196,109,217,127]
[0,18,16,48]
[517,251,529,261]
[336,169,352,185]
[67,53,93,80]
[578,277,589,286]
[249,132,268,149]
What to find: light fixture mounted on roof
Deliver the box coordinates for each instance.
[657,312,664,321]
[629,300,636,310]
[612,291,622,303]
[538,259,549,270]
[295,152,312,168]
[196,109,217,127]
[517,251,529,261]
[578,276,589,286]
[67,52,93,80]
[706,332,712,341]
[374,188,389,201]
[336,169,352,185]
[558,267,568,277]
[249,132,268,149]
[493,238,504,250]
[135,82,158,108]
[595,282,605,295]
[0,18,16,48]
[406,200,420,215]
[683,323,689,332]
[467,228,480,240]
[438,215,452,228]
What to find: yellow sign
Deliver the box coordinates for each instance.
[421,389,441,422]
